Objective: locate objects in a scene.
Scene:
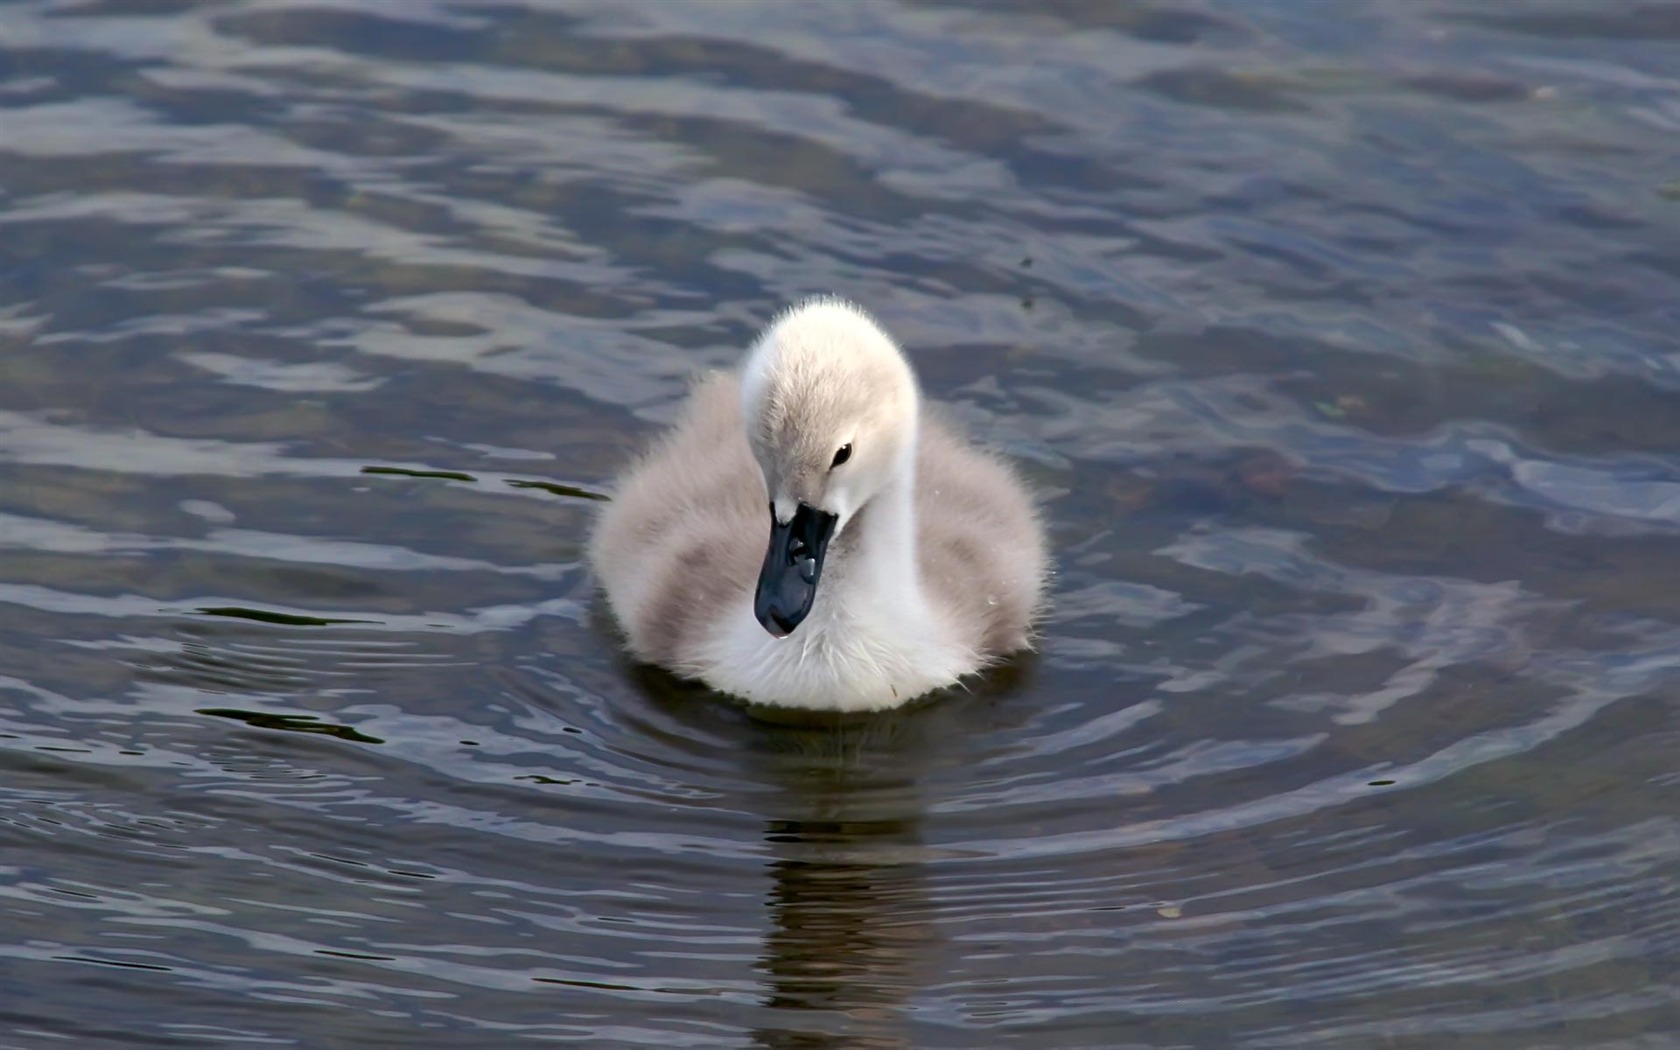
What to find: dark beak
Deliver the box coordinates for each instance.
[754,502,839,637]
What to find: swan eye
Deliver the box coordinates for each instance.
[831,443,852,468]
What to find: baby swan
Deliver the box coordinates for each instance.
[589,298,1046,711]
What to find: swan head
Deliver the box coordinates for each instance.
[739,297,920,637]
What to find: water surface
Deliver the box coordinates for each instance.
[2,1,1680,1046]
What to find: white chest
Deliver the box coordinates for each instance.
[695,579,975,711]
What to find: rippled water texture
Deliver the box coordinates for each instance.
[3,1,1680,1046]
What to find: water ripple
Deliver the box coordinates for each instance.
[2,0,1679,1046]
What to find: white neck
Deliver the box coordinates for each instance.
[845,431,925,612]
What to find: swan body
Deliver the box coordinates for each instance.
[589,298,1046,711]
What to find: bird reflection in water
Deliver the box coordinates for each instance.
[621,646,1034,1047]
[744,659,1032,1049]
[755,809,932,1050]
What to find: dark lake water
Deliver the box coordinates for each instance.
[3,1,1680,1046]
